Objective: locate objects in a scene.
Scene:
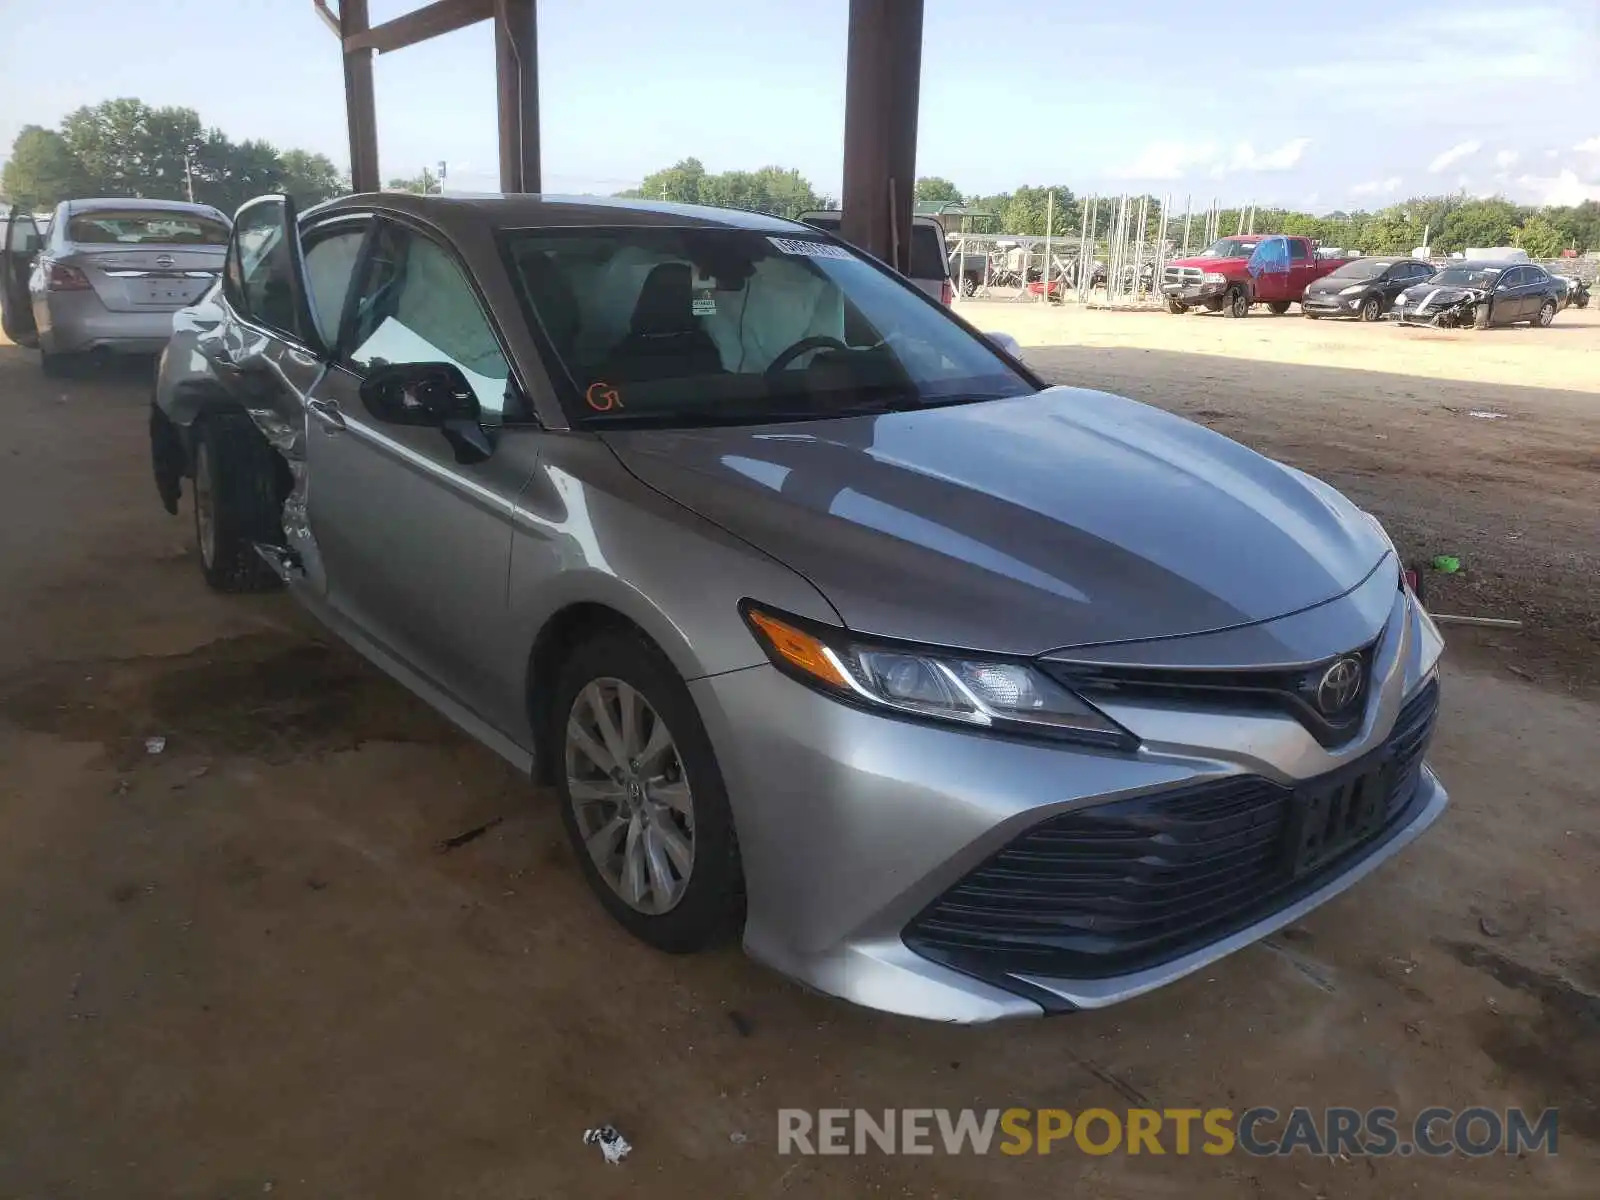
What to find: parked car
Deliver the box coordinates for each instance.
[796,209,953,304]
[1301,258,1436,321]
[1550,274,1589,310]
[1391,261,1563,329]
[1161,235,1354,317]
[148,191,1446,1023]
[1,197,230,375]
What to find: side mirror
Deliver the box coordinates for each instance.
[984,330,1023,359]
[358,361,494,464]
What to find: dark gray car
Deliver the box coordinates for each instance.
[148,192,1447,1022]
[1302,258,1435,321]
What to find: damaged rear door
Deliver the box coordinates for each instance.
[1,206,42,348]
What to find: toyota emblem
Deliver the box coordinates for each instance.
[155,253,175,269]
[1315,657,1364,715]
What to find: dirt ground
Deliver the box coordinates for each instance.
[2,310,1598,1198]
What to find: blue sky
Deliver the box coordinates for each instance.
[2,0,1597,210]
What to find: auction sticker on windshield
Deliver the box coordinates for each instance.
[768,237,855,259]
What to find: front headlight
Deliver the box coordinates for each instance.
[743,605,1135,749]
[1201,271,1227,284]
[1392,294,1407,306]
[1339,284,1367,295]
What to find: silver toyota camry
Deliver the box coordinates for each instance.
[148,192,1447,1022]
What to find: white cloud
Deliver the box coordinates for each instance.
[1494,150,1520,168]
[1226,138,1312,173]
[1575,137,1600,155]
[1350,177,1401,196]
[1111,136,1310,180]
[1428,140,1481,173]
[1517,170,1600,206]
[1109,140,1218,180]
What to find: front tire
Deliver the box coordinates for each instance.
[1359,295,1383,322]
[552,630,744,954]
[1473,303,1491,330]
[1534,299,1556,328]
[193,412,286,593]
[1165,297,1187,315]
[1224,287,1250,318]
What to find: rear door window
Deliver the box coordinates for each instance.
[227,199,313,342]
[302,221,367,349]
[909,224,950,281]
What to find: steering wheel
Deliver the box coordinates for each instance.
[764,335,851,378]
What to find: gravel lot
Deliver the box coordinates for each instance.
[1,311,1597,1197]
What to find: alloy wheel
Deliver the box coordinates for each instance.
[1538,301,1555,327]
[194,442,217,568]
[565,677,695,915]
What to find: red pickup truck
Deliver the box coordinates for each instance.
[1160,236,1353,317]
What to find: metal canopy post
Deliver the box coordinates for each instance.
[495,0,540,192]
[840,0,924,272]
[340,0,380,192]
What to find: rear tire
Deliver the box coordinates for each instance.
[1224,287,1250,318]
[551,630,744,954]
[1267,300,1291,315]
[193,412,286,593]
[1359,295,1383,322]
[1533,299,1556,328]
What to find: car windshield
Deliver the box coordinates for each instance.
[1197,238,1259,259]
[1327,259,1390,279]
[67,209,230,246]
[501,227,1034,428]
[1429,266,1502,288]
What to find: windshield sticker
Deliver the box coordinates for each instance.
[768,236,854,260]
[585,381,622,412]
[692,295,717,316]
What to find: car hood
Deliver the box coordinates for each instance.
[1398,282,1483,304]
[1305,276,1368,294]
[603,388,1391,656]
[1169,255,1250,270]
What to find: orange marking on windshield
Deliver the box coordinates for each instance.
[585,381,622,412]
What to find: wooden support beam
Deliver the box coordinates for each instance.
[344,0,492,55]
[840,0,924,273]
[340,0,381,192]
[494,0,540,193]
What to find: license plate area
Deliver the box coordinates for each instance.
[1287,759,1393,876]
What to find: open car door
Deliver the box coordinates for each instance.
[1,206,42,348]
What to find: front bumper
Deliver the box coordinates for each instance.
[1302,292,1364,316]
[35,289,179,355]
[1161,281,1227,305]
[691,580,1446,1022]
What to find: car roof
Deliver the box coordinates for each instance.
[307,191,815,235]
[1451,260,1522,270]
[798,209,947,231]
[64,197,228,218]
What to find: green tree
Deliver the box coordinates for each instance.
[628,157,707,204]
[279,149,346,210]
[386,166,441,194]
[1512,214,1566,259]
[915,176,962,204]
[1546,200,1599,253]
[1437,197,1523,253]
[1,126,88,208]
[60,98,205,199]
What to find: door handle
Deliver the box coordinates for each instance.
[307,397,346,431]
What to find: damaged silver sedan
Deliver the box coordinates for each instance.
[1390,261,1562,329]
[148,191,1446,1022]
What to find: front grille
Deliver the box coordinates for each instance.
[1163,265,1203,286]
[903,680,1439,982]
[1043,641,1380,749]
